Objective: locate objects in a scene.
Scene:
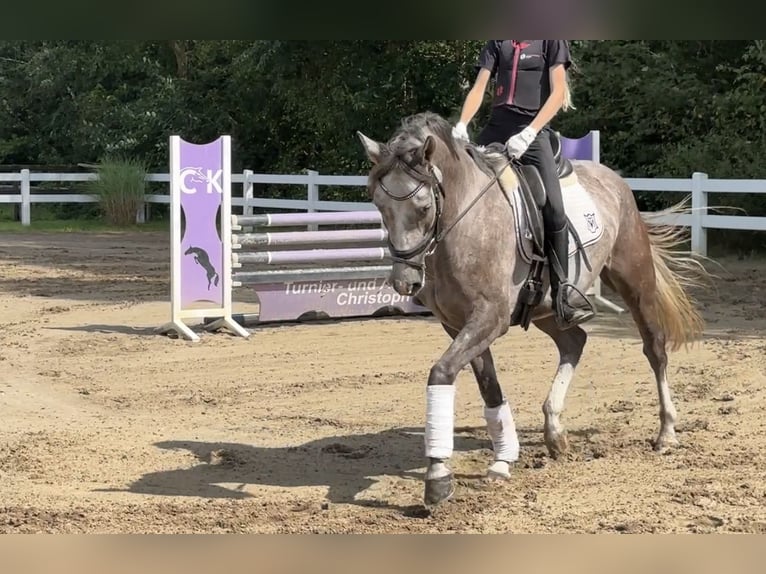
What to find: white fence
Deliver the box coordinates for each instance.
[2,169,766,256]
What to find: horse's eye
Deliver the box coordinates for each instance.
[419,204,432,216]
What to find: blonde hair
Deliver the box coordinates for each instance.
[562,72,575,111]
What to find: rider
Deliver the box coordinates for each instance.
[452,40,594,330]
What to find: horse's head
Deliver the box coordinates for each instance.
[357,112,461,297]
[186,167,208,184]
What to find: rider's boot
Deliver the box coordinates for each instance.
[546,223,596,330]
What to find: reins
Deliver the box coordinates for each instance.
[436,158,511,242]
[377,152,511,270]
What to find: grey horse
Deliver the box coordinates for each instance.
[357,111,709,508]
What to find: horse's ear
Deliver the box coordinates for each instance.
[422,135,437,163]
[357,131,384,165]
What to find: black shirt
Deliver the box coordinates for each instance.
[476,40,572,117]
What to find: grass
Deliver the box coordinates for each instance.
[0,218,168,233]
[0,201,168,233]
[86,156,149,226]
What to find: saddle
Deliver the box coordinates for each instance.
[482,131,591,330]
[550,129,575,180]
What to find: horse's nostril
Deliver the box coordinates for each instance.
[411,282,423,294]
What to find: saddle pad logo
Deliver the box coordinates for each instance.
[583,212,599,234]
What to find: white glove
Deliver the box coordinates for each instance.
[452,121,469,142]
[505,126,538,158]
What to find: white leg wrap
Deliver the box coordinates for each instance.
[424,385,455,460]
[484,400,520,462]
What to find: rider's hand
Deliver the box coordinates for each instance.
[452,122,469,142]
[505,126,538,159]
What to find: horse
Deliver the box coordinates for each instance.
[356,111,710,508]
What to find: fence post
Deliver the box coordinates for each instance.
[135,175,147,223]
[691,172,708,256]
[243,169,254,216]
[20,169,31,226]
[135,202,146,224]
[307,169,319,231]
[591,130,600,164]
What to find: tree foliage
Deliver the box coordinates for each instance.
[1,40,765,235]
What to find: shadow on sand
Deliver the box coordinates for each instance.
[47,324,160,336]
[112,427,502,511]
[110,424,606,512]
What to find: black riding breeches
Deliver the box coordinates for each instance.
[476,108,567,232]
[517,131,567,232]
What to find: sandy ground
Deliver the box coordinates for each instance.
[0,230,764,534]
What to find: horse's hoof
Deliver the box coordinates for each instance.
[424,474,454,507]
[653,432,680,453]
[544,430,570,459]
[487,460,511,480]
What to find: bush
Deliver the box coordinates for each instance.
[87,156,147,225]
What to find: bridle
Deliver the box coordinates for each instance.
[376,158,444,271]
[375,153,510,271]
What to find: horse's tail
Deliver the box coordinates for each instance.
[641,200,714,351]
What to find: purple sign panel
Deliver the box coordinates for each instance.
[253,278,429,322]
[559,132,596,161]
[179,137,225,308]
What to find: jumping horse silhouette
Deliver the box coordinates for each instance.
[184,246,220,290]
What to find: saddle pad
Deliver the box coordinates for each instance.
[511,172,605,264]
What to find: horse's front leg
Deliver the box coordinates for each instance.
[442,324,519,480]
[425,308,508,507]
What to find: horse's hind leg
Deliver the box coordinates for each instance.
[531,316,588,458]
[442,324,520,480]
[600,265,679,452]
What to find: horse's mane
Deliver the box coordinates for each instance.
[389,112,456,155]
[374,111,506,180]
[464,142,507,179]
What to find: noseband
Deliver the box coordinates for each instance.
[376,153,510,271]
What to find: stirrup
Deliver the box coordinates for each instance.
[554,282,596,330]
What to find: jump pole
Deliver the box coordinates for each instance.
[157,134,250,342]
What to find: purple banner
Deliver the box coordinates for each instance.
[179,137,225,308]
[253,278,428,322]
